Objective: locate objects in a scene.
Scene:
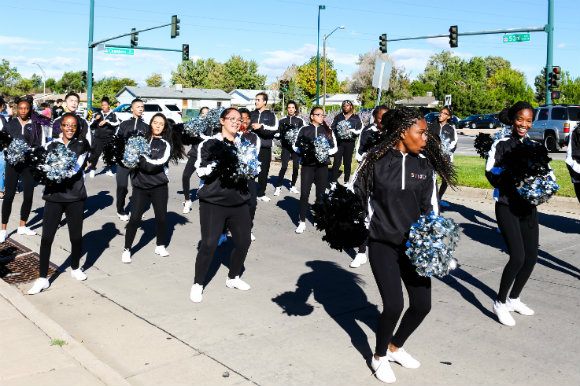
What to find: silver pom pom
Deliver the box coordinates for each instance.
[183,115,207,138]
[517,173,559,205]
[493,128,512,141]
[40,143,79,183]
[123,136,151,169]
[234,140,261,181]
[6,139,30,165]
[336,120,354,140]
[314,136,330,163]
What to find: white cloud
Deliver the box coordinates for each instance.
[57,47,84,53]
[8,45,42,52]
[0,35,52,45]
[558,43,566,48]
[389,48,433,77]
[427,37,449,49]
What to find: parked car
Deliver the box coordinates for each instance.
[470,113,504,130]
[457,114,483,129]
[527,104,580,152]
[424,112,460,126]
[113,103,183,125]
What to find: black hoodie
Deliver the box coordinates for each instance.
[131,137,171,189]
[42,138,89,202]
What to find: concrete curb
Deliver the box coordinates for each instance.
[0,279,130,386]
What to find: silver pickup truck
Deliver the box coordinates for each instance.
[528,104,580,152]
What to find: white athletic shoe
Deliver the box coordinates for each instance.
[28,278,50,295]
[105,170,115,177]
[257,195,271,202]
[17,226,36,236]
[0,230,7,243]
[295,222,306,234]
[121,249,132,264]
[493,300,516,326]
[507,297,535,315]
[89,170,95,179]
[117,212,129,222]
[387,347,421,369]
[251,233,256,241]
[371,356,396,384]
[330,182,337,190]
[273,187,282,196]
[350,252,368,268]
[183,200,193,214]
[226,276,251,291]
[70,268,87,281]
[190,283,203,303]
[154,245,170,257]
[289,186,299,194]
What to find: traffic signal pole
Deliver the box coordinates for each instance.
[87,0,95,111]
[545,0,554,105]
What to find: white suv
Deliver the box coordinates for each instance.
[113,103,183,125]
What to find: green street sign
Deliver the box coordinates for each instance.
[503,33,530,43]
[104,47,134,55]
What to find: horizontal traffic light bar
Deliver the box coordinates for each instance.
[386,26,546,43]
[106,44,182,53]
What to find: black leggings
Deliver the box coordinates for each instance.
[248,178,257,227]
[495,203,539,303]
[331,141,356,184]
[116,166,131,214]
[256,147,272,197]
[299,165,327,222]
[182,156,197,201]
[2,165,35,225]
[369,240,431,357]
[574,182,580,204]
[276,148,299,188]
[194,201,251,285]
[439,180,448,200]
[89,136,112,170]
[39,200,84,277]
[124,185,168,249]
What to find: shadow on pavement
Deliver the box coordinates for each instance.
[272,260,379,360]
[276,196,299,225]
[538,212,580,234]
[81,222,121,270]
[537,249,580,280]
[84,191,114,220]
[131,212,188,255]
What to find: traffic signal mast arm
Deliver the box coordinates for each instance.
[90,22,173,48]
[385,26,546,44]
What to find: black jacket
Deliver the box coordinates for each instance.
[250,109,278,148]
[293,123,337,167]
[278,115,304,151]
[42,138,89,202]
[195,134,251,206]
[90,111,120,139]
[331,112,363,143]
[131,137,171,189]
[117,117,149,139]
[52,114,91,145]
[353,148,438,246]
[355,124,383,162]
[566,126,580,183]
[428,121,457,153]
[0,115,7,130]
[5,118,44,148]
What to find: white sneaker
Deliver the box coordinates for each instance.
[183,200,193,214]
[387,347,421,369]
[70,268,87,281]
[289,186,299,194]
[217,233,228,246]
[330,182,337,190]
[371,356,396,384]
[89,170,95,179]
[121,249,132,264]
[507,297,535,315]
[190,283,203,303]
[251,233,256,241]
[274,187,282,196]
[257,195,271,202]
[0,230,6,243]
[493,300,516,326]
[226,276,251,291]
[350,252,368,268]
[17,226,36,236]
[28,278,50,295]
[155,245,169,257]
[117,212,129,222]
[106,170,115,177]
[295,221,306,234]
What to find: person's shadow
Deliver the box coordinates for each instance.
[272,260,379,359]
[276,196,300,225]
[131,211,189,255]
[83,191,114,219]
[82,222,121,270]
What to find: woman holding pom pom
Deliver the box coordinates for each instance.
[122,113,184,264]
[486,102,551,327]
[352,107,454,383]
[28,113,90,295]
[428,106,457,206]
[293,106,337,234]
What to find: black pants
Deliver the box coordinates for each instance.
[256,147,272,197]
[331,141,356,184]
[495,203,539,303]
[357,238,368,254]
[194,201,251,285]
[574,182,580,204]
[182,156,197,201]
[39,200,84,277]
[89,136,112,171]
[439,180,448,200]
[369,240,431,357]
[248,178,257,227]
[116,166,131,214]
[276,148,299,188]
[299,165,327,222]
[124,185,168,249]
[2,165,35,225]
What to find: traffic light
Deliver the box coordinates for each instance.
[182,44,189,61]
[280,80,289,92]
[81,71,87,86]
[449,25,458,48]
[171,15,180,38]
[130,28,139,47]
[549,66,561,90]
[551,90,561,100]
[379,34,387,53]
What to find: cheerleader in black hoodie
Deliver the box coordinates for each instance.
[428,107,457,205]
[88,97,119,178]
[293,106,337,234]
[1,97,46,243]
[566,122,580,205]
[28,113,90,295]
[353,107,454,383]
[122,113,183,263]
[190,108,253,303]
[330,100,362,187]
[274,101,303,196]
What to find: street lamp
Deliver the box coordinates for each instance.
[32,62,46,96]
[323,25,344,111]
[316,5,325,106]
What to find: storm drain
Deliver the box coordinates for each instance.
[0,239,57,284]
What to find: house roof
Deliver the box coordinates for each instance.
[394,95,439,107]
[115,86,231,100]
[229,89,279,102]
[313,93,361,105]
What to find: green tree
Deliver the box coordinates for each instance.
[488,68,534,110]
[145,73,164,87]
[221,55,266,92]
[45,78,59,94]
[31,74,43,90]
[418,51,460,86]
[483,56,511,78]
[534,68,547,105]
[93,77,137,106]
[0,59,20,89]
[409,80,435,97]
[171,58,225,89]
[57,71,84,93]
[560,72,580,104]
[296,56,340,100]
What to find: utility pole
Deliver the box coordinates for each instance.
[87,0,95,111]
[545,0,554,105]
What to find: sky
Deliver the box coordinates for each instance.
[2,0,579,91]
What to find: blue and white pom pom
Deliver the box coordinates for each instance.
[6,139,30,165]
[205,107,225,133]
[284,126,300,146]
[183,115,207,138]
[336,120,354,140]
[39,143,78,183]
[406,211,460,278]
[234,140,261,181]
[123,136,151,169]
[493,128,512,141]
[314,136,330,163]
[517,174,559,206]
[440,137,453,159]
